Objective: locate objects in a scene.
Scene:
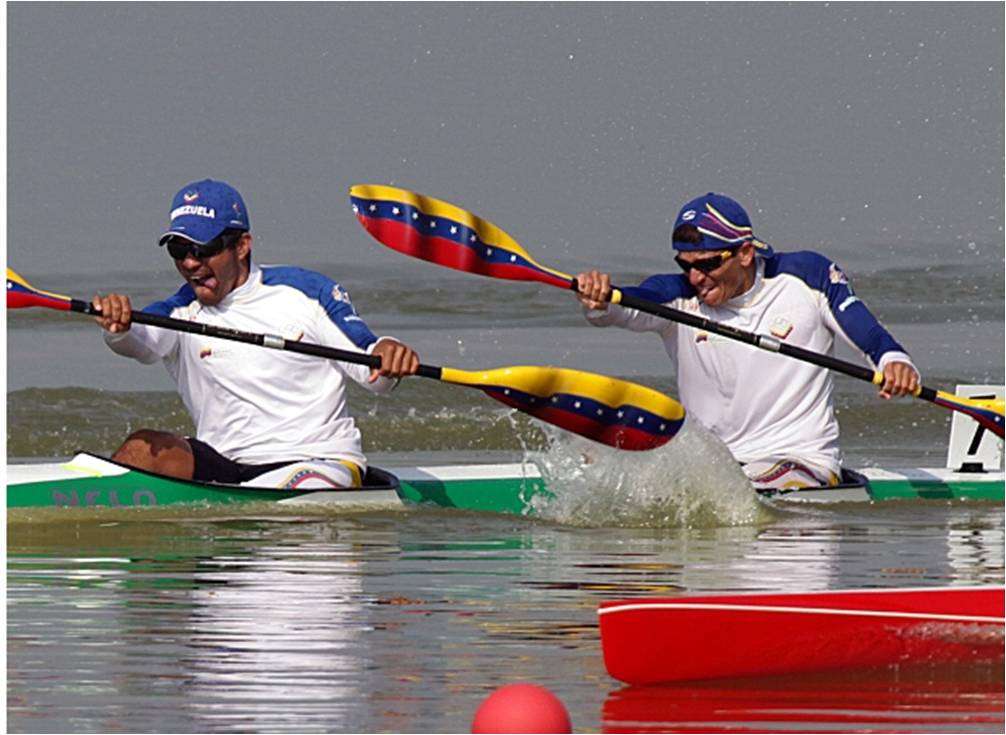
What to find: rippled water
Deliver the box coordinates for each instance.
[8,501,1005,733]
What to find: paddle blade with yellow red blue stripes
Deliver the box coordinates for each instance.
[924,388,1004,437]
[439,365,685,450]
[7,269,76,311]
[350,184,575,289]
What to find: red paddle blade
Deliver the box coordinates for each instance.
[350,184,574,289]
[6,269,73,311]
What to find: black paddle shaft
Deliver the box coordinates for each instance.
[617,291,877,383]
[566,280,877,384]
[71,298,444,380]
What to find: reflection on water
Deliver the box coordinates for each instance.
[184,543,369,724]
[602,664,1006,734]
[7,500,1005,733]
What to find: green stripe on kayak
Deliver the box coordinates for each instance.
[5,454,1002,511]
[397,474,550,515]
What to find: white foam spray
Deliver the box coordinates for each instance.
[522,418,775,528]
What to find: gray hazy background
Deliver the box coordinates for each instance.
[6,3,1005,397]
[9,3,1004,277]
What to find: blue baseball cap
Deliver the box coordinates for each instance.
[671,192,773,255]
[158,179,250,246]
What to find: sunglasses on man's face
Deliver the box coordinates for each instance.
[674,249,737,275]
[165,232,241,261]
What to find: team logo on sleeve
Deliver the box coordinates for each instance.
[838,295,861,312]
[828,263,849,285]
[331,284,351,303]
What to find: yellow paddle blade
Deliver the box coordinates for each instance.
[439,365,685,450]
[928,389,1005,436]
[350,184,575,288]
[6,268,74,310]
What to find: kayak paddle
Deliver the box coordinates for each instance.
[349,184,1004,438]
[7,268,684,450]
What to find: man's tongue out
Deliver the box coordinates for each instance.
[193,274,219,292]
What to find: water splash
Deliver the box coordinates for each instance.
[524,418,774,528]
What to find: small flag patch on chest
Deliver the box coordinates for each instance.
[769,318,793,339]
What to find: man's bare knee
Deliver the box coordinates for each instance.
[113,430,195,479]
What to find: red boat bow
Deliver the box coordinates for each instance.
[598,586,1005,684]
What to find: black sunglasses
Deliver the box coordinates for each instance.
[164,231,243,261]
[674,249,736,275]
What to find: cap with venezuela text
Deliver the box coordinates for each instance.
[158,179,250,246]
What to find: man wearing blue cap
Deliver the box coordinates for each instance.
[91,179,420,489]
[575,193,920,491]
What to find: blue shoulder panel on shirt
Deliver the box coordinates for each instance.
[762,251,835,292]
[622,273,695,303]
[143,283,197,316]
[260,266,378,350]
[763,251,907,364]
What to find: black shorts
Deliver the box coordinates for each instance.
[188,438,294,485]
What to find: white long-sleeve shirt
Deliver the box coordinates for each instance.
[104,263,397,469]
[586,252,916,476]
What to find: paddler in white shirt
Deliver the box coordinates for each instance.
[575,192,920,491]
[92,178,420,489]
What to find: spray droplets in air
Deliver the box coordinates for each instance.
[524,418,771,528]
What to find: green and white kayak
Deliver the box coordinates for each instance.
[5,453,547,514]
[6,452,1003,513]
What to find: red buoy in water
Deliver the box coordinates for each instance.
[471,682,572,733]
